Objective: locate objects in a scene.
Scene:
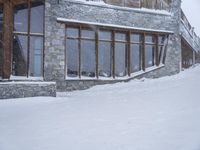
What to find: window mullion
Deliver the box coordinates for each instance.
[112,30,115,79]
[78,26,81,79]
[127,31,131,76]
[155,34,159,66]
[27,0,31,77]
[142,33,145,71]
[96,28,99,79]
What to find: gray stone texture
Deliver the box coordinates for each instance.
[0,82,56,99]
[44,0,182,91]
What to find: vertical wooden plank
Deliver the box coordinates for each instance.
[3,0,13,79]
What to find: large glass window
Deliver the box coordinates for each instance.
[66,27,79,78]
[29,36,43,76]
[81,29,96,78]
[12,35,28,76]
[14,3,28,33]
[115,32,127,77]
[30,0,44,33]
[66,28,96,78]
[0,4,3,77]
[145,35,156,68]
[13,0,44,77]
[98,30,112,77]
[65,25,168,79]
[81,39,96,78]
[130,34,142,73]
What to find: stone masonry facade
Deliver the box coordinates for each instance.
[44,0,182,91]
[1,0,199,99]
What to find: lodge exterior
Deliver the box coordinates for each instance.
[0,0,200,99]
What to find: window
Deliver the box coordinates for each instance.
[65,24,168,79]
[130,33,142,73]
[66,27,97,78]
[115,32,127,77]
[81,29,96,78]
[103,0,171,10]
[66,27,79,77]
[12,0,44,77]
[98,30,112,77]
[104,0,140,7]
[145,35,156,68]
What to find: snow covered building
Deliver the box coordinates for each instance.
[0,0,200,99]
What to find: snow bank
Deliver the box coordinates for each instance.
[1,66,200,150]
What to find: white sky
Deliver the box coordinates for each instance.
[181,0,200,36]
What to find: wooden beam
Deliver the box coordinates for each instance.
[0,0,27,5]
[12,0,27,5]
[2,0,13,79]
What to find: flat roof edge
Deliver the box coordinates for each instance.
[57,18,174,34]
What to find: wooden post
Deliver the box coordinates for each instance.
[3,0,13,79]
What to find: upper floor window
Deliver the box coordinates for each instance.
[102,0,171,11]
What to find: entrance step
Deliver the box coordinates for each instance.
[0,81,56,99]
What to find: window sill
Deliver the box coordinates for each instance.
[9,76,44,81]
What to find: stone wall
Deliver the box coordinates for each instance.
[0,82,56,99]
[44,0,182,91]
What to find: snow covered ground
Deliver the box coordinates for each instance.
[1,66,200,150]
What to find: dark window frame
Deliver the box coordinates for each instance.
[65,24,169,80]
[13,0,45,77]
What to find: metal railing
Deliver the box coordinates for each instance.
[181,9,200,52]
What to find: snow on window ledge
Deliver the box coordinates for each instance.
[65,64,165,81]
[0,81,56,85]
[57,18,174,34]
[9,76,44,81]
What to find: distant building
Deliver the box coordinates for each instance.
[0,0,199,99]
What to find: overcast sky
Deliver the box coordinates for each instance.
[181,0,200,36]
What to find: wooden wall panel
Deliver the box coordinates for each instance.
[2,1,13,79]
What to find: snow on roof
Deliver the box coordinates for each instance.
[57,18,174,34]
